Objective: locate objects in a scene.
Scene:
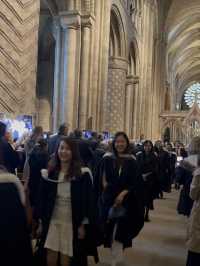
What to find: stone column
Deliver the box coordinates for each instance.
[78,15,93,130]
[125,75,134,137]
[52,17,61,132]
[59,11,81,130]
[106,57,128,133]
[125,75,139,138]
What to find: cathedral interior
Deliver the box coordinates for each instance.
[1,1,200,266]
[0,0,200,143]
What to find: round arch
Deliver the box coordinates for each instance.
[109,4,127,58]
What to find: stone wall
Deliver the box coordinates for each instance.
[0,0,40,118]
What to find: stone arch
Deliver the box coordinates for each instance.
[105,3,128,133]
[109,5,127,58]
[125,40,140,137]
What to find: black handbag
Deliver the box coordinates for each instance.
[33,239,47,266]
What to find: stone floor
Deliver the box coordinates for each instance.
[90,190,188,266]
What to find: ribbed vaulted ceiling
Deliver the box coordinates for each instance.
[166,0,200,109]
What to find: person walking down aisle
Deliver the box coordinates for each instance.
[137,140,159,222]
[97,132,144,266]
[186,137,200,266]
[154,141,171,198]
[23,126,43,181]
[37,138,98,266]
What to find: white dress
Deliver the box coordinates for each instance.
[44,172,73,256]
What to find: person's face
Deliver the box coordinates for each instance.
[167,144,172,151]
[155,141,162,149]
[63,127,68,136]
[144,143,152,153]
[115,135,128,154]
[5,132,12,142]
[58,141,72,163]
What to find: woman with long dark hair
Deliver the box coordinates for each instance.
[37,137,98,266]
[136,140,159,221]
[97,132,144,266]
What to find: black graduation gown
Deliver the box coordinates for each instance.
[136,151,159,207]
[28,146,49,208]
[96,153,144,248]
[0,137,19,174]
[176,164,193,217]
[0,175,33,266]
[156,149,171,192]
[37,169,98,266]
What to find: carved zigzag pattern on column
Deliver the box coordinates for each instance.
[0,0,39,114]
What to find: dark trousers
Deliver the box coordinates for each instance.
[186,251,200,266]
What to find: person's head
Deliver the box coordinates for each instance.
[58,123,69,136]
[155,140,163,150]
[4,131,13,143]
[73,129,82,139]
[188,136,200,155]
[91,131,98,140]
[143,140,153,153]
[112,132,130,156]
[0,122,6,138]
[166,143,173,152]
[32,126,43,140]
[37,138,48,152]
[49,137,82,178]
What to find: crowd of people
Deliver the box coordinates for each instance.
[0,120,199,266]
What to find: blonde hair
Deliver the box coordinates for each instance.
[188,136,200,155]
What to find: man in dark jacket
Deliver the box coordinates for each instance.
[48,123,69,155]
[0,121,19,174]
[154,141,171,197]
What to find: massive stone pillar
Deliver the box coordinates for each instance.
[106,57,128,133]
[137,0,157,139]
[52,17,62,132]
[0,0,40,119]
[59,11,81,130]
[78,15,93,130]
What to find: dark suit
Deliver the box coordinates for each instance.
[0,137,19,173]
[48,134,62,155]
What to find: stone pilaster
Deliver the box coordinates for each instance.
[78,15,93,129]
[52,17,61,132]
[125,75,139,138]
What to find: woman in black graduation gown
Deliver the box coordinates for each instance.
[0,166,33,266]
[37,137,98,266]
[97,132,144,266]
[136,140,159,221]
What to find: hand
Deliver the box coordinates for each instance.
[78,225,86,240]
[114,190,128,207]
[36,220,43,238]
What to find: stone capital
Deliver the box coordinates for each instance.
[81,14,94,28]
[109,57,128,71]
[59,11,81,30]
[126,75,140,85]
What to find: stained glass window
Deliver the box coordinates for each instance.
[184,83,200,108]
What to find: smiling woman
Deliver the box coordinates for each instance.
[36,138,98,266]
